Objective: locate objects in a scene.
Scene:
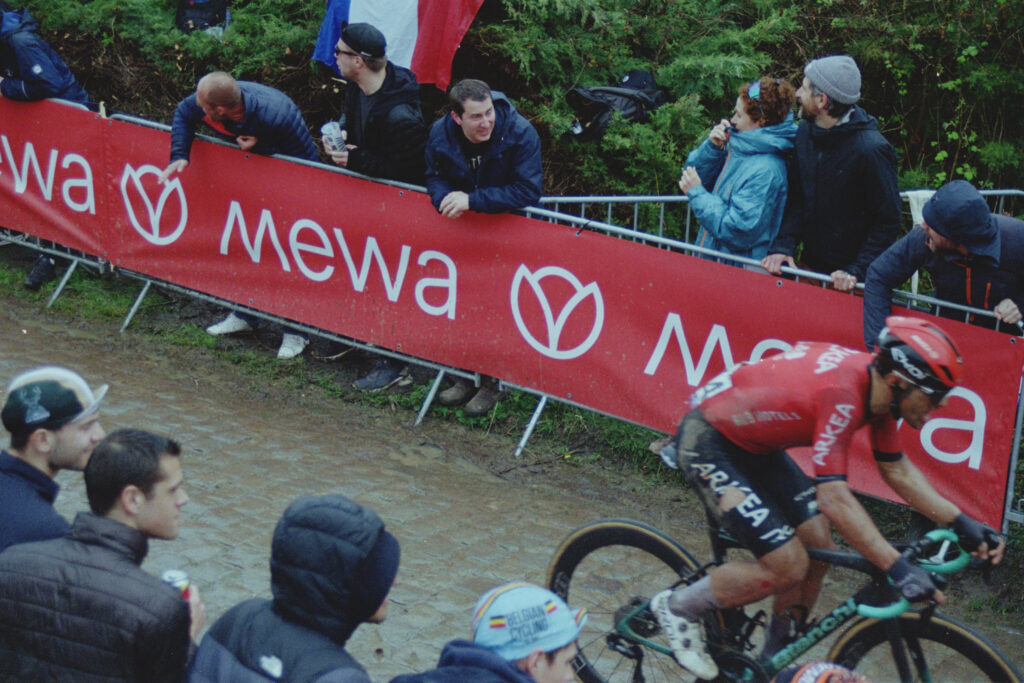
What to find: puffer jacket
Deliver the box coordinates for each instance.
[687,113,797,259]
[0,9,92,106]
[342,62,427,184]
[169,81,318,163]
[425,91,542,214]
[769,106,901,280]
[862,215,1024,348]
[187,495,388,682]
[0,512,191,682]
[389,640,535,683]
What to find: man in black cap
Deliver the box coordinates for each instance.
[0,365,107,551]
[863,179,1024,348]
[327,22,428,392]
[187,494,401,682]
[761,55,900,293]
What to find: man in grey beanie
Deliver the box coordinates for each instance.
[761,54,900,293]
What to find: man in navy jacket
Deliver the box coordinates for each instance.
[0,5,91,106]
[863,180,1024,348]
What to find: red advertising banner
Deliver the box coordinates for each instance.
[3,99,1022,528]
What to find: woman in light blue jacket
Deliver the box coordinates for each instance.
[680,78,796,260]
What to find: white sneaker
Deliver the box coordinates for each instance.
[651,590,719,680]
[206,312,253,336]
[277,333,308,359]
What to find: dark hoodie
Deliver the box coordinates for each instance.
[425,91,542,214]
[769,106,901,280]
[0,8,92,106]
[342,62,427,184]
[389,640,536,683]
[862,214,1024,349]
[187,495,396,683]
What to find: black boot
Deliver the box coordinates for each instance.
[23,255,57,291]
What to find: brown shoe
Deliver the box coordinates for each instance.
[463,382,502,417]
[438,377,474,406]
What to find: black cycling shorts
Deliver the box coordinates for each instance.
[674,411,819,557]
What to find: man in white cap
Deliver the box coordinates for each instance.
[761,55,900,293]
[390,581,586,683]
[0,365,107,551]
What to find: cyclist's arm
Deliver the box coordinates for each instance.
[875,455,959,525]
[815,480,901,570]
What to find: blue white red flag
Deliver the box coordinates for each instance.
[313,0,484,90]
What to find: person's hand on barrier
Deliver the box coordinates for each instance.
[187,583,207,640]
[993,298,1022,325]
[952,513,1005,565]
[709,118,731,148]
[830,270,858,292]
[330,145,355,167]
[887,557,946,605]
[236,135,258,152]
[439,191,470,219]
[678,166,702,195]
[158,159,189,184]
[761,253,795,274]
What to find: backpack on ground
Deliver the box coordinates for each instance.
[566,70,667,140]
[175,0,228,33]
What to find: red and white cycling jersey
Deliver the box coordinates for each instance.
[693,341,900,477]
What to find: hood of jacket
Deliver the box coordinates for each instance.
[69,512,149,566]
[368,62,421,117]
[729,112,797,157]
[0,8,35,39]
[436,640,536,683]
[806,105,879,146]
[269,494,387,645]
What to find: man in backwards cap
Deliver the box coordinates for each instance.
[863,179,1024,348]
[0,365,106,551]
[391,582,587,683]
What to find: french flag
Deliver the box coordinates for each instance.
[313,0,485,91]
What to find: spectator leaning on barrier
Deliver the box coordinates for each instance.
[425,78,543,416]
[680,76,797,260]
[390,582,586,683]
[328,22,428,392]
[188,494,399,683]
[0,428,206,681]
[863,179,1024,349]
[160,71,319,361]
[0,365,106,552]
[761,55,900,293]
[1,1,96,291]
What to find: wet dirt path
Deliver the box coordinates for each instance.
[2,294,1020,679]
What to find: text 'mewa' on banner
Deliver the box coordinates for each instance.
[2,99,1022,528]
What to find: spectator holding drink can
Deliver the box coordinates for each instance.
[0,428,206,681]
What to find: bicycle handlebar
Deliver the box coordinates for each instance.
[856,529,971,619]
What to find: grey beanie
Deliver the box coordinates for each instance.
[805,55,861,105]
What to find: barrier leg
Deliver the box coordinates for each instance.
[45,259,78,309]
[415,368,446,426]
[514,394,548,458]
[120,280,152,333]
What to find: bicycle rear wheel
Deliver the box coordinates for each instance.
[828,611,1022,682]
[546,519,703,683]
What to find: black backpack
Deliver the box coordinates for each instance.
[566,70,667,140]
[175,0,228,33]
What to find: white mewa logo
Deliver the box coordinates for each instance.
[119,164,188,246]
[510,265,604,360]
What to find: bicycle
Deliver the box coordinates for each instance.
[547,518,1022,682]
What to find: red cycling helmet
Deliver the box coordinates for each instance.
[874,316,963,397]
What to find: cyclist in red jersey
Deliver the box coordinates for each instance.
[648,316,1005,680]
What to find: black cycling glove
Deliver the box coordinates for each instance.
[951,513,1002,554]
[887,557,938,602]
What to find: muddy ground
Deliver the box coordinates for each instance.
[0,246,1021,679]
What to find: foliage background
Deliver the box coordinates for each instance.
[17,0,1024,196]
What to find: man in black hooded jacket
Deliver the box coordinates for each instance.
[761,55,900,293]
[187,494,401,682]
[863,179,1024,348]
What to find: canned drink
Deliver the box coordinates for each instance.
[320,121,346,153]
[161,569,191,600]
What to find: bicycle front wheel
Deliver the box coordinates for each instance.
[546,519,702,683]
[828,611,1022,682]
